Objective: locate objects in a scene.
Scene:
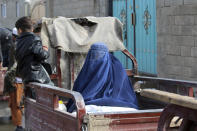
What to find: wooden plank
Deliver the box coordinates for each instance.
[0,69,7,95]
[140,89,197,110]
[25,83,86,131]
[84,110,161,131]
[134,75,197,87]
[110,123,158,131]
[25,99,78,131]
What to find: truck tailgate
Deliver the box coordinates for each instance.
[83,109,162,131]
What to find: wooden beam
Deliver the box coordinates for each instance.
[140,89,197,110]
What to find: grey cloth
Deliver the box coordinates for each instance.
[40,17,125,90]
[41,16,125,52]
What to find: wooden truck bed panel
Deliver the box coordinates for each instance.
[84,110,162,131]
[0,69,6,95]
[25,72,197,131]
[25,83,163,131]
[25,83,86,131]
[25,99,78,131]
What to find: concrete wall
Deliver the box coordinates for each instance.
[0,0,26,29]
[0,0,46,29]
[157,0,197,81]
[46,0,109,18]
[0,0,109,31]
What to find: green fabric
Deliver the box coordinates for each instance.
[3,64,17,94]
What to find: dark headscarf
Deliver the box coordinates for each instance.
[67,43,138,112]
[0,28,12,67]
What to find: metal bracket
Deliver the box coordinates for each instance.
[131,12,136,26]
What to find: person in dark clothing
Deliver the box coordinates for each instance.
[8,27,18,69]
[3,28,24,131]
[0,28,12,67]
[15,16,53,85]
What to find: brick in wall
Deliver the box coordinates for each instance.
[191,47,197,57]
[184,0,197,5]
[171,0,184,6]
[171,25,193,36]
[181,46,191,57]
[195,15,197,25]
[183,57,193,67]
[192,26,197,36]
[166,45,181,55]
[175,16,194,25]
[171,36,195,46]
[173,5,197,15]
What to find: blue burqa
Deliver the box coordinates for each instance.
[67,43,138,112]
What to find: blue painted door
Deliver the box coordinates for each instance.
[135,0,157,74]
[113,0,134,69]
[113,0,128,68]
[113,0,157,75]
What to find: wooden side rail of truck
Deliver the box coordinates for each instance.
[25,76,197,131]
[136,76,197,130]
[0,68,9,100]
[141,88,197,130]
[25,83,162,131]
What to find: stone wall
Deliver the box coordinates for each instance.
[46,0,109,18]
[0,0,110,31]
[157,0,197,81]
[0,0,26,29]
[0,0,46,29]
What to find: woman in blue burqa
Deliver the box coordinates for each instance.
[67,43,138,112]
